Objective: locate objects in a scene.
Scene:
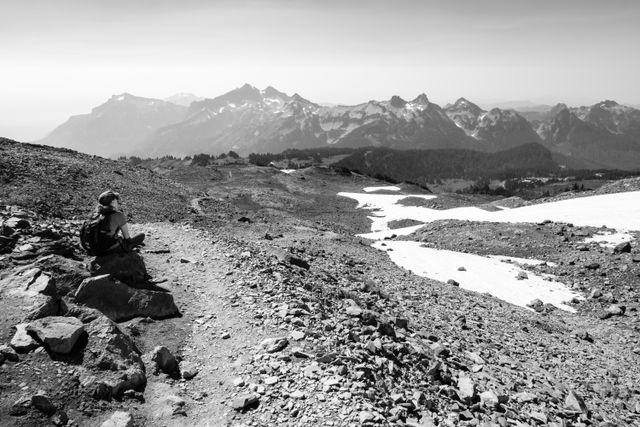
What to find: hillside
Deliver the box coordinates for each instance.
[0,138,190,221]
[1,140,640,426]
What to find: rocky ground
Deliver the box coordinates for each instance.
[1,144,640,426]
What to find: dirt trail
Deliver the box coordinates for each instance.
[125,223,276,426]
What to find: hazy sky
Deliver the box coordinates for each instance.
[1,0,639,140]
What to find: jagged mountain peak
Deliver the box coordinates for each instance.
[594,100,619,109]
[411,93,429,105]
[389,95,407,108]
[262,86,290,100]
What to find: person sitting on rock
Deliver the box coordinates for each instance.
[92,190,145,254]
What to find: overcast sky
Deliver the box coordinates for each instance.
[1,0,639,141]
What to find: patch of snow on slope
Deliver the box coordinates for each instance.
[584,231,635,248]
[363,186,401,193]
[340,191,640,233]
[373,241,579,312]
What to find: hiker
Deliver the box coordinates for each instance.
[80,190,145,255]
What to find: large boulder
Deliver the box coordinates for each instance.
[91,252,147,285]
[79,313,146,399]
[74,275,179,322]
[26,316,84,354]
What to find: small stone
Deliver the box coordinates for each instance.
[530,411,548,424]
[457,376,476,404]
[359,411,375,423]
[290,390,305,399]
[613,241,631,254]
[447,279,459,287]
[101,410,134,427]
[151,346,178,373]
[181,363,198,380]
[480,390,499,408]
[601,304,625,319]
[264,376,278,385]
[52,411,69,426]
[0,344,20,361]
[345,305,363,317]
[457,266,466,271]
[232,393,259,411]
[233,377,245,387]
[259,337,288,353]
[303,364,320,377]
[220,332,231,339]
[291,330,305,341]
[31,392,56,416]
[516,271,528,280]
[565,390,587,413]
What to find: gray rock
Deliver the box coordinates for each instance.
[26,316,84,354]
[51,411,69,426]
[232,393,259,410]
[479,390,499,408]
[101,411,134,427]
[456,376,477,404]
[91,252,148,285]
[151,346,178,374]
[31,392,56,416]
[601,304,625,319]
[10,323,40,352]
[447,279,460,287]
[181,362,198,380]
[74,275,179,322]
[0,344,20,361]
[81,314,145,399]
[259,337,289,353]
[564,389,588,413]
[613,241,632,254]
[4,217,30,229]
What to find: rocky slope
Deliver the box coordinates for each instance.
[0,138,190,221]
[39,94,187,158]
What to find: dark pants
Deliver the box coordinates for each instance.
[106,233,146,254]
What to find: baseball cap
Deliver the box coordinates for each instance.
[98,190,120,206]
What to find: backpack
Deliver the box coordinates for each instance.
[80,212,115,255]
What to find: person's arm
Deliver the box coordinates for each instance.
[119,223,132,240]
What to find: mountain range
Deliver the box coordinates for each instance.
[37,84,640,170]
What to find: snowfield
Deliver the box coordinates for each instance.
[373,241,579,312]
[339,189,640,311]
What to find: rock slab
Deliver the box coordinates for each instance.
[101,411,134,427]
[74,274,179,321]
[26,316,84,354]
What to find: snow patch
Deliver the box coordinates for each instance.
[584,231,635,248]
[374,241,578,312]
[340,191,640,232]
[363,186,401,193]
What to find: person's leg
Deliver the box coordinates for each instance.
[129,233,145,247]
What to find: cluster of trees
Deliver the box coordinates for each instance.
[191,151,239,166]
[248,147,357,167]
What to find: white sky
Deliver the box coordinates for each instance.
[1,0,639,141]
